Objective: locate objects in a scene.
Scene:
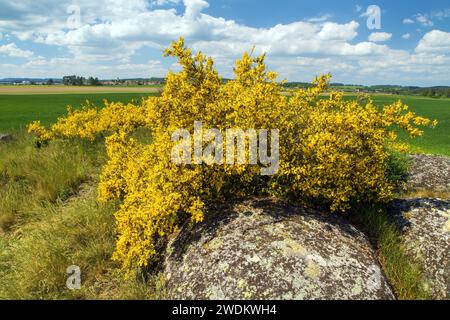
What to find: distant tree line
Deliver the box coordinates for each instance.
[282,82,312,89]
[62,75,102,86]
[280,82,450,99]
[362,86,450,98]
[23,76,450,98]
[406,87,450,98]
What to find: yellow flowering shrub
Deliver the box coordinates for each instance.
[28,101,151,142]
[28,37,436,272]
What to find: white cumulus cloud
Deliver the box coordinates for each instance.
[368,32,392,42]
[416,30,450,53]
[0,43,34,58]
[0,0,449,85]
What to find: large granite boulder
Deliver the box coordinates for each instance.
[406,154,450,197]
[388,198,450,299]
[165,198,394,300]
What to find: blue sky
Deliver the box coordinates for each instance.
[0,0,449,85]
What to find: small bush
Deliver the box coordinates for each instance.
[28,37,436,273]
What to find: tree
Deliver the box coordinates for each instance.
[87,76,101,86]
[63,75,85,86]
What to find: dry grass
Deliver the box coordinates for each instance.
[399,189,450,200]
[0,132,104,230]
[0,134,164,299]
[0,185,165,299]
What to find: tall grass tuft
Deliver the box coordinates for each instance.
[0,132,105,230]
[350,153,430,300]
[0,132,163,299]
[0,186,163,299]
[351,206,431,300]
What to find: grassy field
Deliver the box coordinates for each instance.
[0,93,157,132]
[1,92,448,155]
[0,134,164,299]
[374,95,449,156]
[0,91,447,300]
[347,95,450,156]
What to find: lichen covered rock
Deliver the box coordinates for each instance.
[406,154,450,196]
[165,198,394,300]
[388,198,450,299]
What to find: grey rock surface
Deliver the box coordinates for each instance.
[165,198,394,300]
[406,154,450,196]
[0,134,12,143]
[388,198,450,299]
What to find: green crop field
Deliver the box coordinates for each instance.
[0,93,157,132]
[350,95,450,156]
[0,92,449,156]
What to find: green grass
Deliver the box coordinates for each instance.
[0,186,164,299]
[0,136,164,299]
[350,205,431,300]
[351,152,430,300]
[0,93,163,299]
[374,95,450,157]
[1,93,447,155]
[0,132,105,231]
[0,92,447,300]
[0,93,157,132]
[347,95,450,156]
[0,133,430,300]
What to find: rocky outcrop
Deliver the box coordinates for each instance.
[0,134,12,143]
[388,199,450,299]
[406,154,450,197]
[165,198,394,300]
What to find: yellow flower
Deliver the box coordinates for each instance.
[27,37,436,273]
